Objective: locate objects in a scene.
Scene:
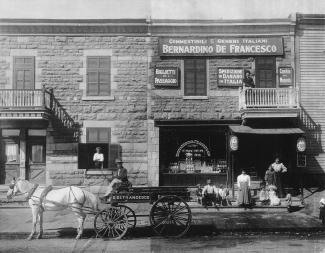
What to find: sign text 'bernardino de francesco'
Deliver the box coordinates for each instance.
[159,37,283,56]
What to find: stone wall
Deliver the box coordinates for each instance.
[148,35,294,121]
[0,33,294,186]
[0,35,151,186]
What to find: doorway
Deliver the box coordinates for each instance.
[255,57,276,88]
[26,136,46,184]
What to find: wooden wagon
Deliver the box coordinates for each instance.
[93,186,193,239]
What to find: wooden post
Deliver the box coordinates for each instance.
[19,129,27,180]
[49,88,54,110]
[231,152,235,199]
[41,85,46,108]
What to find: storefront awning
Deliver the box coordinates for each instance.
[229,125,304,135]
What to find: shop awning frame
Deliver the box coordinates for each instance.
[229,125,304,135]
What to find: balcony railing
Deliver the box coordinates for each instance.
[239,87,299,109]
[0,88,75,129]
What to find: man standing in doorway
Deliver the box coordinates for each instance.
[269,157,287,198]
[93,147,104,169]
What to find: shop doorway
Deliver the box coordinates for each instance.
[236,134,296,186]
[0,138,20,184]
[255,57,276,88]
[26,136,46,184]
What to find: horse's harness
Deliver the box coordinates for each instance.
[9,180,53,210]
[9,180,90,212]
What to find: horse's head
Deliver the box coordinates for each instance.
[7,177,18,200]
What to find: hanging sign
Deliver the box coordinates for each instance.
[159,37,283,56]
[154,67,179,88]
[297,137,306,152]
[218,68,244,86]
[279,67,293,86]
[229,135,239,151]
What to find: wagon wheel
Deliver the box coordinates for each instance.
[94,207,128,239]
[150,195,192,238]
[116,205,137,229]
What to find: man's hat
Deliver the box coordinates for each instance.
[115,158,123,164]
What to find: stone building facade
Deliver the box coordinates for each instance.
[0,15,317,191]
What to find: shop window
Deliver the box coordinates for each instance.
[184,59,207,96]
[255,57,276,88]
[13,56,35,89]
[5,143,19,163]
[79,127,120,170]
[87,56,111,96]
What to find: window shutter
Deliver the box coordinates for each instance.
[78,144,89,169]
[13,56,35,89]
[108,144,121,169]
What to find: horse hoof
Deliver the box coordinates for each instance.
[36,234,42,239]
[27,236,33,241]
[75,235,81,240]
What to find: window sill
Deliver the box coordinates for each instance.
[85,170,113,176]
[82,96,115,101]
[183,96,209,100]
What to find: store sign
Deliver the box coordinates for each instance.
[154,67,179,87]
[279,67,293,86]
[297,137,306,152]
[159,37,283,56]
[229,135,239,151]
[218,68,244,86]
[176,140,211,158]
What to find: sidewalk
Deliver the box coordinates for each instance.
[0,206,324,239]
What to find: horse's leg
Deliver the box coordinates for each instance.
[36,209,43,239]
[75,212,86,240]
[27,206,38,240]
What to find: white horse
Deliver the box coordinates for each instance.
[6,178,99,240]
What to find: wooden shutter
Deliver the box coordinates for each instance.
[87,56,110,96]
[108,143,121,169]
[13,56,35,90]
[184,59,206,96]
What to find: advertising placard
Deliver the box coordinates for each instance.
[279,67,293,86]
[218,68,244,87]
[154,67,179,88]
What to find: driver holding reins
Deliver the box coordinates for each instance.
[100,158,129,201]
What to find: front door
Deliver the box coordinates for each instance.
[0,138,20,184]
[255,57,276,88]
[26,136,46,184]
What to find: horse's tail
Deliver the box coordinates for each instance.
[83,190,99,212]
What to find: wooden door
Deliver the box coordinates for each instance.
[0,138,20,184]
[255,57,276,88]
[26,137,46,184]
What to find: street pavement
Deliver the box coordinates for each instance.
[0,205,324,240]
[0,235,325,253]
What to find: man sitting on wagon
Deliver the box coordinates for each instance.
[100,158,130,201]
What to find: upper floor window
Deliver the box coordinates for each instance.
[13,56,35,90]
[87,56,111,96]
[184,59,207,96]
